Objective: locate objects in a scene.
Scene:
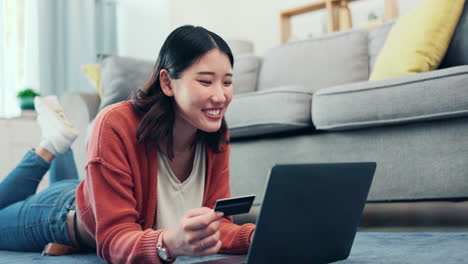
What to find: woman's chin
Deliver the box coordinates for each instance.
[199,123,222,133]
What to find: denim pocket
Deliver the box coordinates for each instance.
[26,186,63,228]
[23,180,78,244]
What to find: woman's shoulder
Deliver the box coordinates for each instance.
[97,100,136,118]
[87,101,141,160]
[89,101,141,144]
[95,101,140,127]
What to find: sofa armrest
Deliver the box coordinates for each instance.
[60,92,100,179]
[61,92,100,122]
[312,66,468,131]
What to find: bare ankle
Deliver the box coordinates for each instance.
[35,147,55,163]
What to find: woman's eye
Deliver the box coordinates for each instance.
[198,80,212,85]
[224,81,232,86]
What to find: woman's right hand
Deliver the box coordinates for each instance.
[163,207,224,257]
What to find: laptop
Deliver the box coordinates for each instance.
[194,162,376,264]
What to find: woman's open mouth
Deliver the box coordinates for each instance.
[202,108,222,120]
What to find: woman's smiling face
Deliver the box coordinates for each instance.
[161,48,233,134]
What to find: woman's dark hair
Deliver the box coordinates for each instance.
[130,25,233,159]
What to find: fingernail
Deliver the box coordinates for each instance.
[216,212,224,217]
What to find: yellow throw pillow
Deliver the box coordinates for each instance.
[369,0,466,81]
[81,64,103,98]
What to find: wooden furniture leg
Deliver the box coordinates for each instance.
[339,0,353,30]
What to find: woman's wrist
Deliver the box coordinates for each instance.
[161,229,178,258]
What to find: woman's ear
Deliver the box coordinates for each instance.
[159,69,174,97]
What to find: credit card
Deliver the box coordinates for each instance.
[214,195,255,216]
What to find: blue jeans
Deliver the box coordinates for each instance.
[0,149,80,251]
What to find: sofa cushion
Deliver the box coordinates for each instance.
[81,64,103,98]
[99,56,153,110]
[257,29,369,93]
[368,21,394,73]
[233,55,261,94]
[369,0,465,81]
[227,39,254,55]
[225,86,313,138]
[440,0,468,68]
[312,66,468,131]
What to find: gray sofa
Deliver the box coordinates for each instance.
[62,17,468,227]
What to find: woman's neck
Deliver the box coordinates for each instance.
[171,117,197,154]
[172,133,196,153]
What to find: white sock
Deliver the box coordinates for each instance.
[34,96,79,155]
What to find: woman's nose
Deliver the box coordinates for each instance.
[211,84,227,104]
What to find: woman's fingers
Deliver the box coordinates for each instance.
[186,218,221,243]
[175,207,224,257]
[184,211,223,231]
[193,232,222,256]
[205,240,222,255]
[185,207,213,218]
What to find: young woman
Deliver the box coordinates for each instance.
[0,25,256,264]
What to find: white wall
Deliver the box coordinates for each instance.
[114,0,422,59]
[116,0,171,60]
[170,0,422,56]
[170,0,310,57]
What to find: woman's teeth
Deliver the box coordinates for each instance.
[204,109,221,115]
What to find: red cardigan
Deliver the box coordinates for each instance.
[75,101,255,264]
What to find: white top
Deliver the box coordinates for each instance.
[154,143,206,230]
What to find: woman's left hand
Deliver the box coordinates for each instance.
[163,207,224,257]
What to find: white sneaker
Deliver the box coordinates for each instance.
[34,96,79,155]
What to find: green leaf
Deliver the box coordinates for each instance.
[17,88,41,98]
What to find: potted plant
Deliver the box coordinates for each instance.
[17,88,40,110]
